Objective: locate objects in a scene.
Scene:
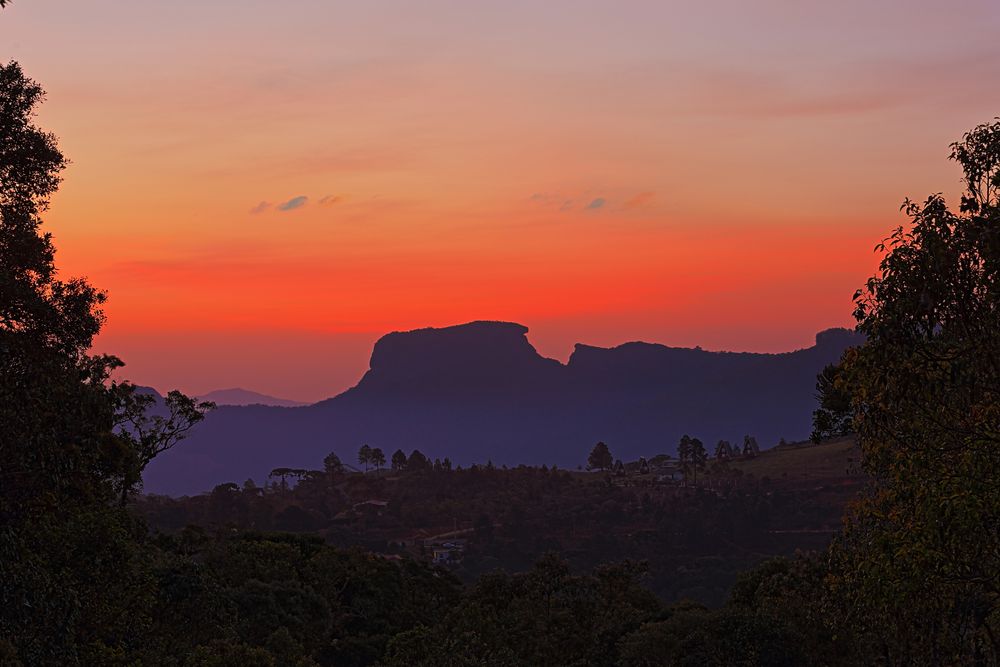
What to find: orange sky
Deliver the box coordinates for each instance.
[3,1,999,401]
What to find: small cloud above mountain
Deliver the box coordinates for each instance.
[277,195,309,211]
[528,192,614,212]
[527,191,655,213]
[251,194,345,213]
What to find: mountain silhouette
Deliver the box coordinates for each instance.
[197,388,308,408]
[142,321,863,496]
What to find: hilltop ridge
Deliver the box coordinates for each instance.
[143,321,864,496]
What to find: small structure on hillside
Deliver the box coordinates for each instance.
[715,440,735,460]
[425,538,467,565]
[658,465,681,482]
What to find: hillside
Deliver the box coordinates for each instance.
[730,436,861,480]
[138,437,866,607]
[143,321,864,496]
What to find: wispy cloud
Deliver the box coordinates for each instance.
[623,192,655,209]
[319,194,343,207]
[277,195,309,211]
[249,201,272,214]
[529,192,619,213]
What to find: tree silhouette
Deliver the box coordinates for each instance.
[391,448,407,471]
[371,447,386,473]
[269,468,294,491]
[678,435,693,481]
[689,438,707,484]
[407,449,430,471]
[587,442,613,472]
[811,363,854,442]
[1,63,209,660]
[678,436,707,483]
[358,444,372,472]
[114,390,214,504]
[1,62,87,353]
[830,118,1000,658]
[323,451,344,476]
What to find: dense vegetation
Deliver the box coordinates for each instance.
[137,440,859,608]
[0,60,213,664]
[826,118,1000,662]
[3,44,1000,664]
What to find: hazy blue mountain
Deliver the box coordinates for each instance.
[197,388,309,408]
[142,321,864,496]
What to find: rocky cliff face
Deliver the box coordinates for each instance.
[143,322,864,496]
[337,322,563,399]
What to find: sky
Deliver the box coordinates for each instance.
[2,1,999,402]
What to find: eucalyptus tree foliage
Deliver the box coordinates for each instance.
[0,61,210,663]
[831,119,1000,663]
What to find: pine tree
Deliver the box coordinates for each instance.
[587,442,613,471]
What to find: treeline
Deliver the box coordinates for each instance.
[266,431,766,496]
[139,457,848,605]
[585,435,761,481]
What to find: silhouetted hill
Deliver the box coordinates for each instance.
[143,321,864,496]
[198,388,308,407]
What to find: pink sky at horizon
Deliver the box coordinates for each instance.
[3,1,999,401]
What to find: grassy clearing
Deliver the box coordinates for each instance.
[729,436,862,480]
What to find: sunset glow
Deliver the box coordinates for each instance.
[3,0,999,400]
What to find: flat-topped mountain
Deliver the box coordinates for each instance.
[143,321,864,496]
[335,322,563,399]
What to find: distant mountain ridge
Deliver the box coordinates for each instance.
[143,321,864,496]
[197,388,309,408]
